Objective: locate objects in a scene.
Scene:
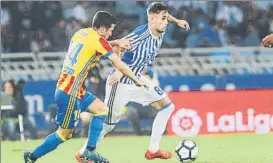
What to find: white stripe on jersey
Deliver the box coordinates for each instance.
[130,30,150,52]
[118,24,164,85]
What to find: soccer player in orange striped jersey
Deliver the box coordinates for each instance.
[24,11,146,163]
[56,28,120,99]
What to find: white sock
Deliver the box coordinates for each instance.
[79,123,115,154]
[79,140,88,155]
[148,103,174,153]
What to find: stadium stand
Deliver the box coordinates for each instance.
[2,47,273,82]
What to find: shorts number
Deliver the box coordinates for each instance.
[74,110,80,121]
[66,40,83,66]
[154,86,163,95]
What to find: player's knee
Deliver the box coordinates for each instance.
[94,105,109,116]
[60,132,73,140]
[66,133,73,139]
[152,97,172,110]
[57,128,73,141]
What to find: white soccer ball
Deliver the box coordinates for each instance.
[175,140,199,162]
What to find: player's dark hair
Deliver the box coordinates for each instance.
[92,11,116,29]
[147,2,168,14]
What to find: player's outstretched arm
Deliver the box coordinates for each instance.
[261,34,273,48]
[107,46,124,85]
[108,53,146,87]
[109,38,132,51]
[168,14,190,31]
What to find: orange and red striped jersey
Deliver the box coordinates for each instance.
[57,28,113,98]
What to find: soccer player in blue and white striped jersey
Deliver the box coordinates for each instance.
[77,2,190,162]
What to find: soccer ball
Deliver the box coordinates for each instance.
[175,140,198,162]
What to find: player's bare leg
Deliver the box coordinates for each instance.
[145,96,174,160]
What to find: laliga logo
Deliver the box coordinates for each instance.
[171,108,202,137]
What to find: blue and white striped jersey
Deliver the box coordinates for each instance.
[111,24,164,84]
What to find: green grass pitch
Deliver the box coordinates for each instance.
[1,133,273,163]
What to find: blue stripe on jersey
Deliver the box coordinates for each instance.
[131,30,150,52]
[114,24,164,85]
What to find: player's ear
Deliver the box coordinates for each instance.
[101,26,107,33]
[96,27,105,35]
[148,14,155,23]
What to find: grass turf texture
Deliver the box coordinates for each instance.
[1,133,273,163]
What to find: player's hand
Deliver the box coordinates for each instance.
[134,80,149,90]
[261,34,273,48]
[116,38,132,50]
[108,70,123,85]
[176,20,190,31]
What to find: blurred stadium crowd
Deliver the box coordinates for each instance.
[1,1,273,53]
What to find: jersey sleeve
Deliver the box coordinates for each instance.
[97,37,114,58]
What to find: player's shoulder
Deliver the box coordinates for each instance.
[132,24,149,35]
[74,28,99,39]
[98,36,110,47]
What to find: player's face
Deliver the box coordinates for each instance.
[103,24,115,40]
[154,11,169,33]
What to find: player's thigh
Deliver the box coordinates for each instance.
[104,82,131,124]
[79,91,107,115]
[132,76,171,109]
[87,98,108,115]
[54,89,81,131]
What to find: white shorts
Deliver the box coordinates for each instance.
[104,75,167,124]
